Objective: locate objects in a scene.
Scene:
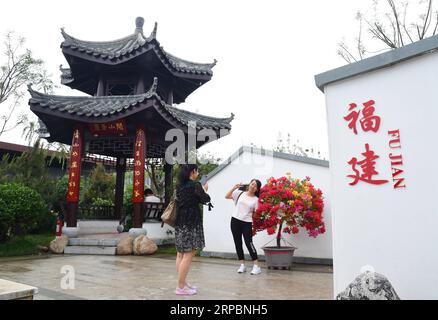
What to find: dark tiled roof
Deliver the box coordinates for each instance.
[28,79,233,130]
[165,106,233,130]
[60,18,215,76]
[59,65,73,84]
[29,84,158,118]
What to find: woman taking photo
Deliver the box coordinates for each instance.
[174,164,211,296]
[225,179,262,275]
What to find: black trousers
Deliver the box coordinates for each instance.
[230,217,258,261]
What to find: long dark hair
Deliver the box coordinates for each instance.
[177,164,199,186]
[251,179,262,198]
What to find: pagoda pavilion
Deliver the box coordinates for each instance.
[28,17,233,234]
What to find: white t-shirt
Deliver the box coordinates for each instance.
[145,195,161,203]
[231,189,259,223]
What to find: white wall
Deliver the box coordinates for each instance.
[324,52,438,299]
[203,149,332,261]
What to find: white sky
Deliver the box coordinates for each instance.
[0,0,374,161]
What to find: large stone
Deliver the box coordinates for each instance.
[133,235,158,255]
[62,227,79,238]
[116,237,134,255]
[336,271,400,300]
[129,228,147,239]
[49,235,69,254]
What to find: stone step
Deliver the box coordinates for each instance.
[68,238,120,247]
[64,246,117,255]
[76,220,120,235]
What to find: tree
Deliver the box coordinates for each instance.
[0,140,57,210]
[274,131,323,159]
[0,31,54,136]
[338,0,438,63]
[21,121,70,169]
[82,163,116,206]
[145,151,221,198]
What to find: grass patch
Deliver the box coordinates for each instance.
[0,234,54,257]
[156,244,202,257]
[157,244,177,255]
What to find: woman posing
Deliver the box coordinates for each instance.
[174,164,211,295]
[225,179,262,275]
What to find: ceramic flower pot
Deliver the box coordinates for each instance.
[262,246,297,270]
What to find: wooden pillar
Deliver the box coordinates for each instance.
[132,126,146,228]
[114,157,126,220]
[167,90,173,105]
[66,127,84,227]
[164,162,173,207]
[136,76,145,94]
[96,76,105,96]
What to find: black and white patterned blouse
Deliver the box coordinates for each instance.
[175,180,211,228]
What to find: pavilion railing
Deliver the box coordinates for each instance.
[143,202,166,222]
[78,205,118,220]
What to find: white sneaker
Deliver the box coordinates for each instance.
[250,265,262,275]
[237,264,246,273]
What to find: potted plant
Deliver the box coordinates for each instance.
[253,173,326,269]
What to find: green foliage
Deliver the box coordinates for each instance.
[82,163,115,206]
[0,141,57,210]
[91,198,114,206]
[122,184,133,231]
[197,151,221,178]
[0,196,14,242]
[31,210,57,235]
[156,244,177,255]
[0,31,54,137]
[0,233,53,257]
[53,175,86,217]
[0,183,47,242]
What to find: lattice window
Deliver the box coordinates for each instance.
[87,137,168,160]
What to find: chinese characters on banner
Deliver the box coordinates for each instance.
[67,128,83,202]
[343,100,406,189]
[132,127,146,203]
[89,120,127,136]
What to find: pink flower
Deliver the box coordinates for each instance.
[254,175,325,240]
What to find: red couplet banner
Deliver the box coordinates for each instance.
[132,127,146,203]
[67,128,83,202]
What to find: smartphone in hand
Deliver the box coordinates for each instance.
[199,175,208,185]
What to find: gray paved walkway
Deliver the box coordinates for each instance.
[0,254,333,300]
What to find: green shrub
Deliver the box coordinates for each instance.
[82,163,115,205]
[0,183,47,241]
[52,175,87,218]
[122,184,133,231]
[31,210,57,235]
[0,197,14,242]
[91,197,114,206]
[0,143,58,213]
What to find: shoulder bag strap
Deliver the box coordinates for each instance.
[235,191,244,205]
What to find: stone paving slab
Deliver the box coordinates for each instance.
[68,238,120,246]
[64,246,117,255]
[0,279,38,300]
[0,254,333,300]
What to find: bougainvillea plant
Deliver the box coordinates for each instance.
[253,173,326,247]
